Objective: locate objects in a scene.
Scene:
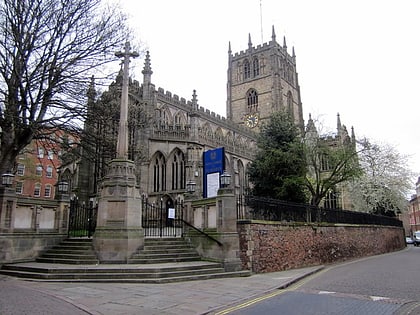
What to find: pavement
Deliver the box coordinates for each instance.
[0,264,323,315]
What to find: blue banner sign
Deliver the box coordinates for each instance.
[203,147,225,198]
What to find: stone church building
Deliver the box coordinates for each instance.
[61,26,353,209]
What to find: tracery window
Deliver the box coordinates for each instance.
[247,89,258,111]
[320,153,330,171]
[153,153,166,192]
[287,91,294,120]
[252,57,260,77]
[171,150,185,190]
[244,59,251,79]
[324,190,341,209]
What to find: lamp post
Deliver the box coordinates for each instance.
[186,179,196,194]
[57,181,69,194]
[220,170,231,188]
[1,173,14,187]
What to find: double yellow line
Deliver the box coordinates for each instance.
[214,269,328,315]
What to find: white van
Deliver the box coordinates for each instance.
[414,231,420,246]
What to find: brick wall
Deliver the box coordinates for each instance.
[238,221,405,273]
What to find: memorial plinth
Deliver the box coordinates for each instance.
[93,159,143,263]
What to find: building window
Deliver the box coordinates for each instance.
[46,165,53,178]
[324,190,340,209]
[37,148,44,158]
[153,153,166,192]
[320,154,331,171]
[247,89,258,111]
[287,91,294,120]
[34,183,41,197]
[17,164,25,176]
[171,150,185,190]
[36,165,43,176]
[244,59,250,79]
[253,57,260,77]
[48,151,54,160]
[44,185,52,198]
[15,181,23,194]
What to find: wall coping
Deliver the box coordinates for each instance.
[237,219,402,230]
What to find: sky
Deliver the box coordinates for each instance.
[111,0,420,189]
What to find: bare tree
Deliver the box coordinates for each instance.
[0,0,130,174]
[304,116,362,207]
[304,137,362,207]
[349,139,414,215]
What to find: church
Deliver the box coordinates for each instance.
[60,26,353,210]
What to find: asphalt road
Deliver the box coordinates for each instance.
[225,246,420,315]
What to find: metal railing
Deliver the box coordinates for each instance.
[68,199,98,237]
[141,197,184,237]
[237,195,402,227]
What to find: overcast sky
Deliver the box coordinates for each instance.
[112,0,420,189]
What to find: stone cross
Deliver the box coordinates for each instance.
[115,42,139,159]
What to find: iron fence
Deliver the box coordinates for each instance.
[141,197,184,237]
[68,199,98,238]
[238,195,402,227]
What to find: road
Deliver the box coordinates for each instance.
[221,246,420,315]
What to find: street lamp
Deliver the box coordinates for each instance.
[220,170,231,188]
[2,173,14,187]
[57,181,69,194]
[186,179,196,194]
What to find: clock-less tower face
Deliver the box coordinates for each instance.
[226,31,304,132]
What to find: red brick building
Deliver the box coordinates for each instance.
[14,131,76,200]
[408,177,420,235]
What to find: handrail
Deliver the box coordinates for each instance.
[182,219,223,247]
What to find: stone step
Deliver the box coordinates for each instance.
[0,262,251,283]
[42,248,94,256]
[37,253,98,260]
[35,257,99,265]
[36,238,99,265]
[128,256,201,264]
[130,237,201,263]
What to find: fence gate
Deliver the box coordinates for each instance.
[142,197,184,238]
[68,199,98,238]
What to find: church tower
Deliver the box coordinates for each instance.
[226,26,304,132]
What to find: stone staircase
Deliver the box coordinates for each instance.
[128,238,202,263]
[0,237,251,283]
[35,238,99,264]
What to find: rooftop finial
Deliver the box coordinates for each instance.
[192,90,198,110]
[271,25,276,42]
[142,51,153,85]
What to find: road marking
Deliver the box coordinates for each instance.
[371,296,390,301]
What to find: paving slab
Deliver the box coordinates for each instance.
[0,265,323,315]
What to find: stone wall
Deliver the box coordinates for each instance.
[238,221,405,273]
[0,233,66,264]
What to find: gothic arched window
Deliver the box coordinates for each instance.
[324,189,341,210]
[287,91,294,120]
[247,89,258,111]
[153,152,166,192]
[244,59,251,79]
[171,150,185,190]
[253,57,260,77]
